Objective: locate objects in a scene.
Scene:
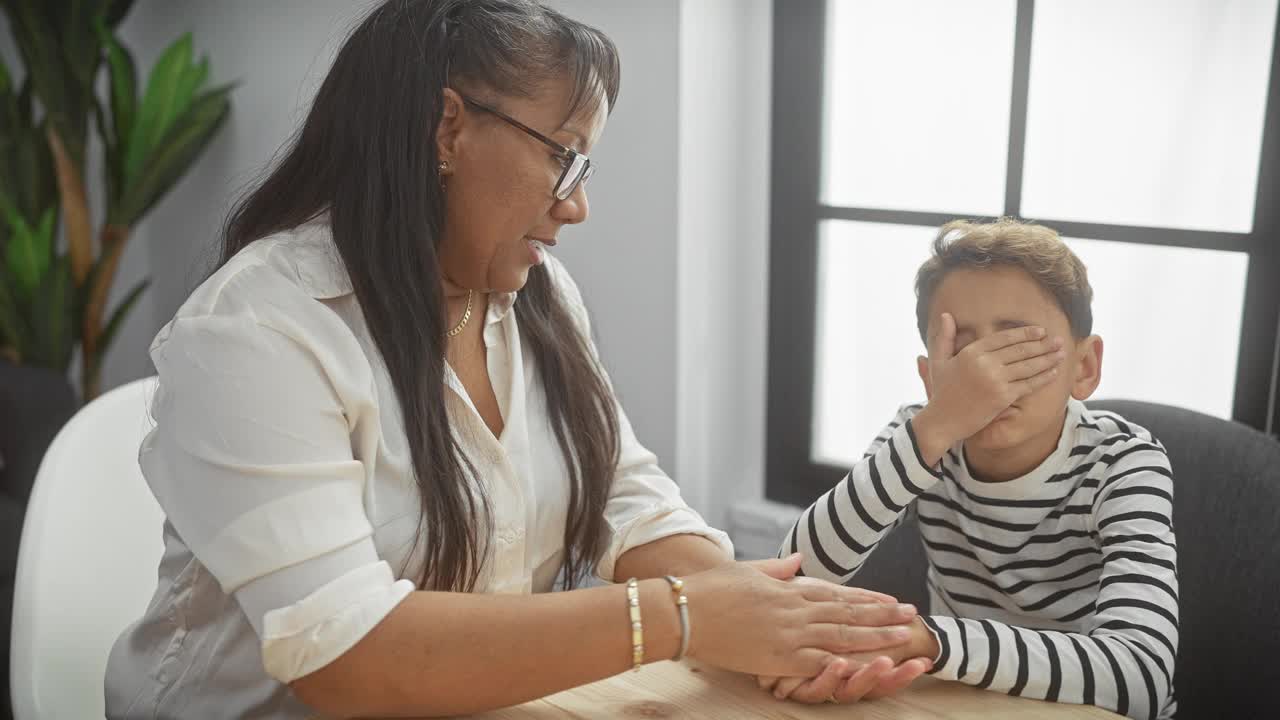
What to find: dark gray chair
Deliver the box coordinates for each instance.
[848,399,1280,719]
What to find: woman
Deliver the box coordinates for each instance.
[104,1,923,717]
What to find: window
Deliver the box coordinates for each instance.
[767,0,1280,507]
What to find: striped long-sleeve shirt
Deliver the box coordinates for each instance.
[782,399,1178,720]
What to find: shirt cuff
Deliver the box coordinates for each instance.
[919,615,949,666]
[596,505,734,582]
[921,615,963,679]
[260,560,414,683]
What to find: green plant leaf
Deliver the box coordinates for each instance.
[92,96,123,210]
[124,32,193,185]
[74,245,112,330]
[115,84,232,224]
[3,206,55,301]
[26,252,75,370]
[0,70,16,136]
[57,0,102,94]
[94,17,136,149]
[2,0,91,167]
[98,277,147,358]
[103,0,133,28]
[177,55,208,113]
[35,203,54,255]
[0,263,30,358]
[4,122,59,227]
[15,76,35,132]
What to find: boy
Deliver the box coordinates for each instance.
[776,219,1178,719]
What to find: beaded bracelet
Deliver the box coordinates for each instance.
[625,578,643,671]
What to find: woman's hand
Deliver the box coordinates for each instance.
[757,615,939,704]
[680,553,917,678]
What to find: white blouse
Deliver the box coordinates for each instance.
[104,220,731,719]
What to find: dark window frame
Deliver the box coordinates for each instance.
[765,0,1280,508]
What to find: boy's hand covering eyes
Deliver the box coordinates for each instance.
[914,312,1066,462]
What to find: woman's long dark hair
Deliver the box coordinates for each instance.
[220,0,622,592]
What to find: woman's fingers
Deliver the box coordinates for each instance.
[832,656,895,703]
[803,622,914,654]
[807,601,917,628]
[864,657,932,700]
[756,675,780,692]
[781,659,850,703]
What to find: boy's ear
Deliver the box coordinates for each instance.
[1071,335,1104,401]
[917,355,933,400]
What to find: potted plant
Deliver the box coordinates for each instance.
[2,0,233,399]
[0,45,72,505]
[0,3,232,705]
[1,0,232,486]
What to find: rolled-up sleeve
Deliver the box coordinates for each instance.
[595,408,734,581]
[540,257,733,581]
[141,298,411,683]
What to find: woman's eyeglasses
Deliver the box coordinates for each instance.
[459,95,594,201]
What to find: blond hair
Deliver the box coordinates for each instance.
[914,218,1093,341]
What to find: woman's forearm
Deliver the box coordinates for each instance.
[294,534,729,717]
[292,580,682,717]
[612,533,733,581]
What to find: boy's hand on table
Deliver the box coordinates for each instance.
[914,313,1066,465]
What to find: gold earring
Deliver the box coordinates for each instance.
[438,159,450,174]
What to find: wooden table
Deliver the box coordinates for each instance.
[468,660,1121,719]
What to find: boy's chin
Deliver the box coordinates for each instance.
[966,411,1033,451]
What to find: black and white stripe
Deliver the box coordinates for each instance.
[781,401,1178,720]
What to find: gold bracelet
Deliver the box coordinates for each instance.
[625,578,643,671]
[663,576,690,661]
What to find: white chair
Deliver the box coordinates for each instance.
[10,377,164,720]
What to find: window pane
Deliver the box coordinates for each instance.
[822,0,1017,215]
[1021,0,1278,232]
[1065,238,1247,418]
[813,221,935,467]
[812,222,1248,468]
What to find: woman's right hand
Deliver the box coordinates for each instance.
[680,553,917,678]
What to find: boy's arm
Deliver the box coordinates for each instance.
[780,405,945,582]
[919,451,1178,720]
[779,318,1066,584]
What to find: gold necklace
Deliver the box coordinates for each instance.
[446,289,474,338]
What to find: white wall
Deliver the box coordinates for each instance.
[675,0,773,532]
[12,0,777,544]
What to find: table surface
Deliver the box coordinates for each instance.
[466,660,1122,719]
